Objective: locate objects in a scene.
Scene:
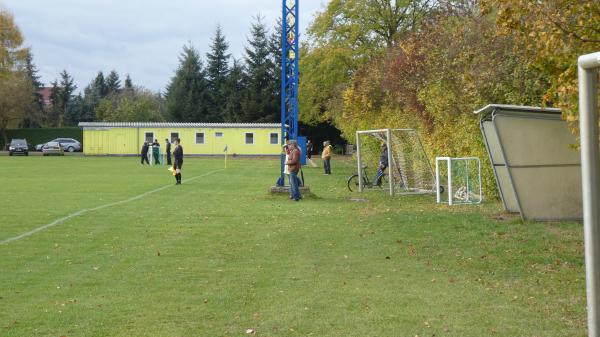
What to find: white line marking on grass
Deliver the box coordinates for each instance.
[0,169,224,245]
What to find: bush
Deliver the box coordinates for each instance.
[2,127,82,150]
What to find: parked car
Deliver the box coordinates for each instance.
[8,139,29,156]
[36,138,82,152]
[42,142,64,156]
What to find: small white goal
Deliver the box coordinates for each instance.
[435,157,483,205]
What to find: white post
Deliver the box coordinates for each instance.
[478,158,483,203]
[579,51,600,337]
[447,158,453,206]
[435,158,441,203]
[386,128,394,196]
[356,132,363,192]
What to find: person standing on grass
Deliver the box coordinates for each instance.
[374,143,389,186]
[306,139,317,167]
[165,138,172,166]
[173,138,183,185]
[286,140,302,201]
[322,141,333,175]
[152,139,161,165]
[140,142,150,165]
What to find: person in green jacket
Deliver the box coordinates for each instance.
[151,139,160,165]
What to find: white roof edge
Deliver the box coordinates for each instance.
[78,122,282,128]
[473,104,562,115]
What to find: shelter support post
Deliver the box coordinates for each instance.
[579,51,600,337]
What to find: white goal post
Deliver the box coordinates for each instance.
[355,129,436,196]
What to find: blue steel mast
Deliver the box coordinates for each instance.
[278,0,300,186]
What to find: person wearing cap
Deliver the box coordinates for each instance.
[322,141,333,175]
[286,140,302,201]
[165,138,172,166]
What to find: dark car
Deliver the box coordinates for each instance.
[8,139,29,156]
[36,138,82,152]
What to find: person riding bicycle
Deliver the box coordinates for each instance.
[374,143,388,186]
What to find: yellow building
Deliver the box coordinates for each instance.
[79,122,282,156]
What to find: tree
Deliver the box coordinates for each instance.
[105,70,121,96]
[481,0,600,130]
[124,74,133,91]
[299,0,432,124]
[95,86,164,122]
[222,59,246,122]
[206,24,231,121]
[64,94,87,126]
[55,70,77,126]
[240,16,278,122]
[19,50,44,128]
[0,9,33,143]
[165,43,211,122]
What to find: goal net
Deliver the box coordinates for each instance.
[355,129,435,195]
[436,157,483,205]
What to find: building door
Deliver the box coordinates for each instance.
[212,130,226,155]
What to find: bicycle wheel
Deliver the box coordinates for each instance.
[347,174,364,192]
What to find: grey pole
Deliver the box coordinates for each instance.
[579,51,600,337]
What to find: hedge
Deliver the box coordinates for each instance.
[1,128,83,150]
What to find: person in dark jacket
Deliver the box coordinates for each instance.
[173,138,183,185]
[140,142,150,165]
[286,140,302,201]
[374,143,389,186]
[165,138,172,165]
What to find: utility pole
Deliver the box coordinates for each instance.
[277,0,300,186]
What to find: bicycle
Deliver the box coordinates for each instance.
[347,165,388,192]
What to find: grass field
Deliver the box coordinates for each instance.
[0,156,587,336]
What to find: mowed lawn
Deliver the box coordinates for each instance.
[0,156,587,337]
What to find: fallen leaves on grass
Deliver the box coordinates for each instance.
[407,244,417,256]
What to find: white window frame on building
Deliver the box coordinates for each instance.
[215,132,224,138]
[145,132,154,143]
[270,133,279,145]
[195,132,205,144]
[170,132,179,143]
[245,132,254,145]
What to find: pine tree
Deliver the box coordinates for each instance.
[48,70,77,127]
[80,71,112,122]
[206,24,231,122]
[240,16,279,122]
[93,71,108,98]
[124,74,133,91]
[20,51,44,127]
[105,70,121,95]
[223,59,246,122]
[269,18,283,118]
[48,80,62,127]
[165,44,211,122]
[64,93,86,126]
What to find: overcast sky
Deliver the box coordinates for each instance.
[0,0,324,93]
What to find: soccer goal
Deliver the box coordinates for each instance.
[355,129,436,196]
[435,157,483,205]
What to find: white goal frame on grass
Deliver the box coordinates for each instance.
[435,157,483,205]
[355,128,436,196]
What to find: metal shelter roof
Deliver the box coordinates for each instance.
[474,104,562,116]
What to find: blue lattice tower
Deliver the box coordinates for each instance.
[277,0,300,186]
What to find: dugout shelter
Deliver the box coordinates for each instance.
[476,104,582,221]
